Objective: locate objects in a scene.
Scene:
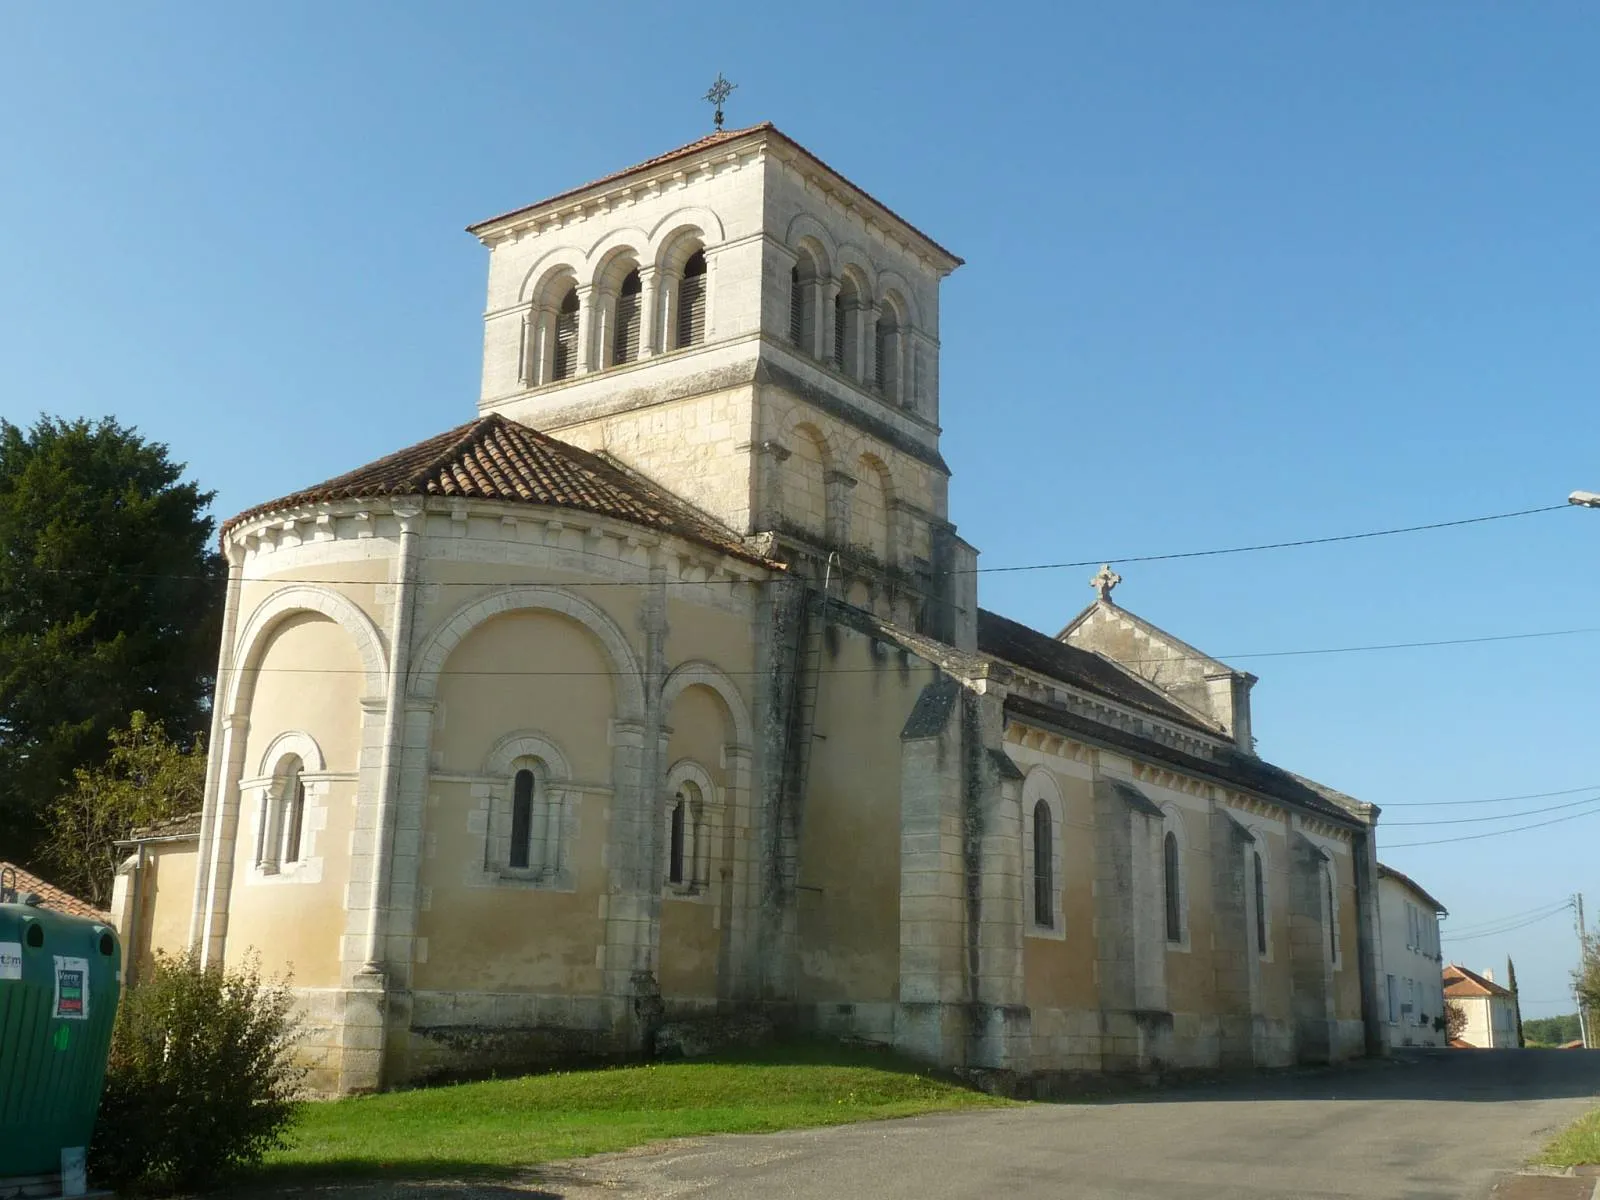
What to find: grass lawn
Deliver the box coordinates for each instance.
[261,1042,1012,1183]
[1535,1108,1600,1168]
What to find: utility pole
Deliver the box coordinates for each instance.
[1578,893,1591,1050]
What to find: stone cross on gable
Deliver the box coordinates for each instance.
[1091,563,1122,603]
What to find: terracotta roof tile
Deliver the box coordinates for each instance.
[0,863,107,920]
[1443,963,1513,998]
[221,414,776,567]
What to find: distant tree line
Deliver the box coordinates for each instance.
[1524,1014,1582,1047]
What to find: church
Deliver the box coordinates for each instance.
[116,121,1387,1094]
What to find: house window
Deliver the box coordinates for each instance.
[1164,830,1182,943]
[1387,975,1399,1024]
[1033,800,1054,929]
[552,287,580,381]
[612,269,642,365]
[1253,849,1267,955]
[509,768,535,870]
[675,250,707,349]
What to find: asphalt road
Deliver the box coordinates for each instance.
[532,1049,1600,1200]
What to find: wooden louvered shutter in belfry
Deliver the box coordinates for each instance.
[677,252,707,348]
[789,269,804,346]
[613,272,642,365]
[875,325,888,392]
[552,293,579,380]
[833,299,846,369]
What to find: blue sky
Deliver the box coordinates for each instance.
[3,4,1598,1017]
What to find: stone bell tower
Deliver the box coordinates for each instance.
[468,121,975,644]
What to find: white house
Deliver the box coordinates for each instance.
[1443,964,1520,1048]
[1377,863,1448,1048]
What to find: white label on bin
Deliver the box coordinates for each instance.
[54,955,89,1019]
[0,942,20,980]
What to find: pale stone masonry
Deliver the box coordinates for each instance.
[113,122,1412,1094]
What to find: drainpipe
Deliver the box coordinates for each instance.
[123,843,147,987]
[362,505,423,973]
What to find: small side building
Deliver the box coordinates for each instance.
[1443,964,1520,1048]
[1377,863,1447,1047]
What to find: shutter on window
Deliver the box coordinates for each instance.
[677,276,706,348]
[613,290,641,364]
[789,273,804,346]
[553,308,579,380]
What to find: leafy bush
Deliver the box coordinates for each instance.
[91,949,304,1194]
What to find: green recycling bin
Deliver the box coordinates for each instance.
[0,902,121,1181]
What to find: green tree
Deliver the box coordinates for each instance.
[1508,956,1526,1047]
[43,712,206,908]
[0,415,222,865]
[1524,1014,1582,1046]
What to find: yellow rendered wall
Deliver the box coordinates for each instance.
[1022,769,1099,1011]
[227,612,364,987]
[794,628,930,1004]
[415,610,618,995]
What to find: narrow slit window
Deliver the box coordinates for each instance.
[1032,800,1053,928]
[510,768,534,870]
[1164,830,1182,942]
[668,797,687,885]
[1325,866,1338,962]
[283,772,305,864]
[675,251,707,348]
[1253,850,1267,954]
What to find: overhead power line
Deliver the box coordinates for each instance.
[1381,795,1600,827]
[1383,803,1600,849]
[980,504,1570,575]
[1443,906,1575,942]
[1445,900,1575,936]
[1381,784,1600,809]
[22,502,1571,587]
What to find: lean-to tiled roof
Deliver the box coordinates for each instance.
[978,609,1220,735]
[0,863,107,920]
[121,811,204,844]
[221,415,774,567]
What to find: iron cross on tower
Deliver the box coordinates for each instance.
[705,73,737,129]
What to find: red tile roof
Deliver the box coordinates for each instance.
[0,863,107,920]
[1443,963,1513,999]
[466,123,962,267]
[221,414,776,567]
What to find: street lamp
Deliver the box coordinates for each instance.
[1572,491,1600,508]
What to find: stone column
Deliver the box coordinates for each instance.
[717,744,758,999]
[574,284,597,375]
[824,469,856,548]
[818,279,840,364]
[861,304,881,389]
[637,266,660,358]
[753,439,790,532]
[189,541,244,950]
[197,712,251,967]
